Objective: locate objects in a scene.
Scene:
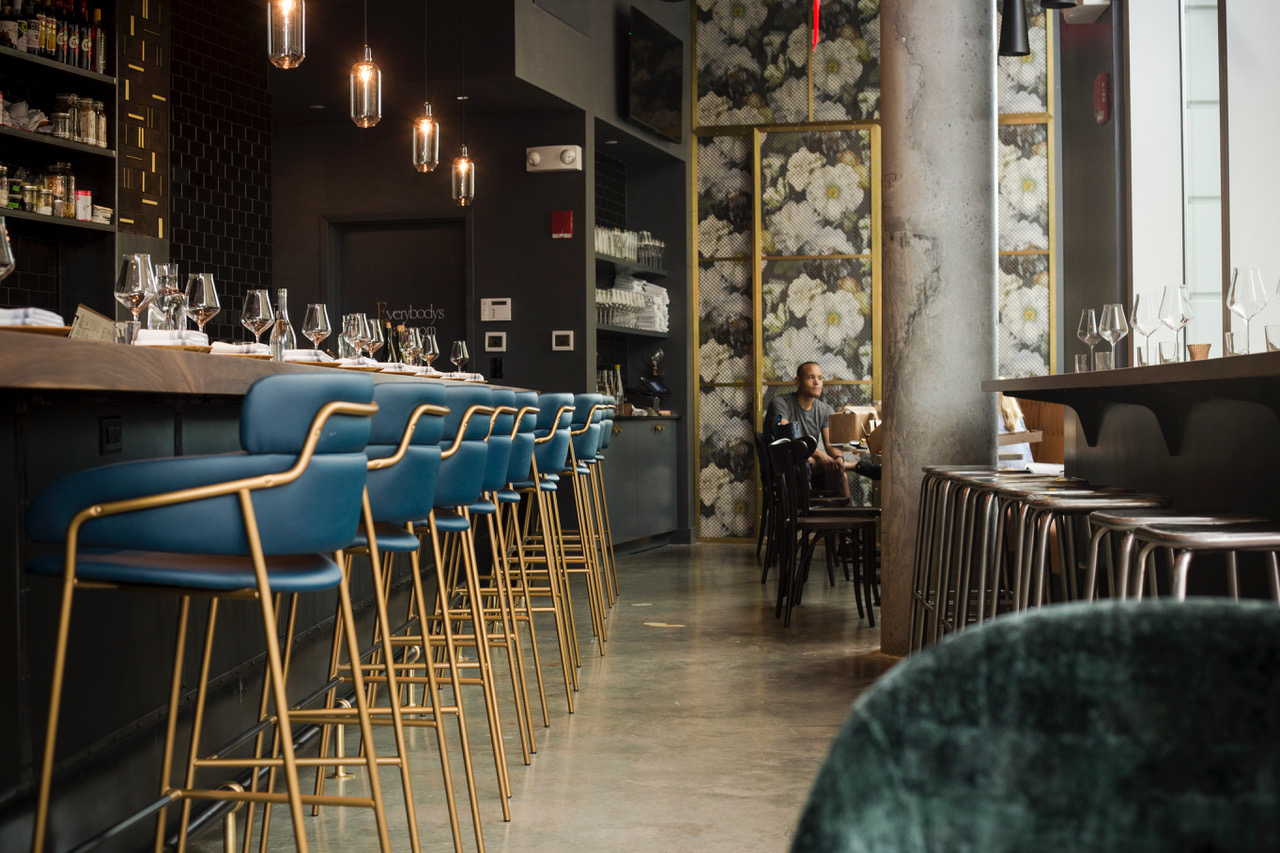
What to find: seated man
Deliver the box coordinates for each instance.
[766,361,851,500]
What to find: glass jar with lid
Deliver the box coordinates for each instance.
[77,98,97,146]
[55,93,76,114]
[50,112,72,140]
[93,101,107,148]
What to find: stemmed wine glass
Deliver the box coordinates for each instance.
[183,273,221,334]
[241,290,275,345]
[114,254,157,322]
[1159,284,1194,362]
[422,332,439,368]
[1077,309,1101,365]
[342,313,370,360]
[1228,266,1267,355]
[366,320,385,361]
[450,340,469,375]
[154,264,184,330]
[0,218,15,282]
[1129,294,1160,366]
[302,303,331,352]
[1098,303,1128,368]
[397,326,421,365]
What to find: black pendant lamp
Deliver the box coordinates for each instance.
[1041,1,1075,8]
[998,0,1030,57]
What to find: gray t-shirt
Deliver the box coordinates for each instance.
[766,392,833,443]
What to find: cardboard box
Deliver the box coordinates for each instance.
[829,406,879,444]
[865,423,884,455]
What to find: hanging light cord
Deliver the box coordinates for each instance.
[460,4,467,144]
[363,0,368,48]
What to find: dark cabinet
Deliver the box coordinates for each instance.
[601,417,677,545]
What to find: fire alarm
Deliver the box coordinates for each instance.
[1093,73,1110,125]
[551,211,573,239]
[527,145,583,173]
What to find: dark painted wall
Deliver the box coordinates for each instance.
[1058,6,1127,366]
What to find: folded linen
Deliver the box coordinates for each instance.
[283,349,335,363]
[379,362,418,374]
[133,329,210,347]
[0,307,66,327]
[210,341,270,355]
[335,357,380,368]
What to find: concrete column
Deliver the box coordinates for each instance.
[879,0,998,655]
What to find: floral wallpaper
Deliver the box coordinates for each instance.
[761,129,873,256]
[699,261,753,384]
[698,135,753,260]
[699,386,756,538]
[761,258,873,382]
[999,11,1049,115]
[696,0,881,127]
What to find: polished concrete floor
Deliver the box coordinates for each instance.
[190,542,892,852]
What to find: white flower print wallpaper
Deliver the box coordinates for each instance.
[693,1,1055,539]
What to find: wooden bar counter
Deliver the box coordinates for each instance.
[0,332,432,850]
[984,352,1280,519]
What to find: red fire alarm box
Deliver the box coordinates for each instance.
[1094,73,1110,125]
[551,211,573,239]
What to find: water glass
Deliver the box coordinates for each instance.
[1134,346,1151,367]
[1267,325,1280,353]
[113,320,140,344]
[1159,341,1180,364]
[1093,351,1114,371]
[1225,332,1241,357]
[1074,354,1090,373]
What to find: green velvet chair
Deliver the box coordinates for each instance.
[792,600,1280,852]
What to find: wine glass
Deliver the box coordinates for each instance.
[450,340,469,374]
[1129,294,1160,366]
[114,254,157,321]
[1228,266,1268,355]
[1077,309,1101,364]
[396,326,419,365]
[0,218,16,281]
[183,273,221,334]
[366,320,385,361]
[154,263,184,330]
[352,313,372,358]
[422,332,439,367]
[1159,284,1194,361]
[342,313,370,360]
[302,303,331,352]
[1098,303,1129,367]
[241,290,275,345]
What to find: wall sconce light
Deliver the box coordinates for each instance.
[998,0,1030,56]
[267,0,305,69]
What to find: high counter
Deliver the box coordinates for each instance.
[984,352,1280,519]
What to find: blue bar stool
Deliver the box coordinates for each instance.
[25,373,397,853]
[593,396,620,603]
[561,393,611,652]
[306,380,483,853]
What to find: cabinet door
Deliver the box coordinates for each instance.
[601,422,639,543]
[634,420,677,538]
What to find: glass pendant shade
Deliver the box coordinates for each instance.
[350,47,382,128]
[267,0,305,69]
[998,0,1031,56]
[412,103,440,172]
[452,146,475,206]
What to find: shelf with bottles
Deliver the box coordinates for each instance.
[3,205,111,230]
[0,43,113,84]
[0,0,114,81]
[0,123,113,157]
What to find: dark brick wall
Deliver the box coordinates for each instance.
[169,0,271,342]
[595,150,627,231]
[0,234,60,312]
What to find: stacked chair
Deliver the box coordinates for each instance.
[24,374,626,853]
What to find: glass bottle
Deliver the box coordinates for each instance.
[269,288,296,361]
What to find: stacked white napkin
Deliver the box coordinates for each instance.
[335,356,380,368]
[379,362,418,374]
[211,342,270,355]
[284,349,335,363]
[0,307,66,327]
[133,329,210,347]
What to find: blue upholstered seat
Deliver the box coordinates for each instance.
[534,392,574,476]
[364,382,447,527]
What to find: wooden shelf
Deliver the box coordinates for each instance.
[0,44,115,85]
[0,125,115,159]
[2,208,115,232]
[595,252,667,278]
[597,323,667,338]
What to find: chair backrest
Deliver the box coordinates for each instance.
[30,373,375,555]
[481,388,517,492]
[366,382,447,523]
[598,395,615,450]
[436,383,493,508]
[792,600,1280,852]
[534,392,574,475]
[506,390,539,485]
[571,393,604,463]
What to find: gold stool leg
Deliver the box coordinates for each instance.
[31,558,79,853]
[153,596,192,853]
[504,498,551,728]
[484,508,535,763]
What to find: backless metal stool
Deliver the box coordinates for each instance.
[1083,510,1266,602]
[1130,522,1280,603]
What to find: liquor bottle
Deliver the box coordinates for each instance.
[76,0,87,67]
[269,288,297,361]
[92,6,103,73]
[13,0,28,52]
[1,3,20,52]
[384,320,399,363]
[25,0,40,53]
[66,0,78,66]
[39,0,50,57]
[55,0,67,63]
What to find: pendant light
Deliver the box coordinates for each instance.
[349,0,381,127]
[452,6,474,205]
[412,2,439,171]
[1041,1,1075,8]
[998,0,1031,57]
[267,0,305,69]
